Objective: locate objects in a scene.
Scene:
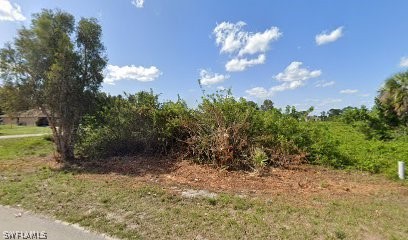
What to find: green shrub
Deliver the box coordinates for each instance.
[183,92,256,169]
[182,92,324,169]
[76,90,347,170]
[312,121,408,175]
[78,90,405,174]
[251,147,268,168]
[306,123,351,168]
[76,91,192,159]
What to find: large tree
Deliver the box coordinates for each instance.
[376,71,408,126]
[0,9,107,162]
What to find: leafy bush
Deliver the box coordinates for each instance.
[76,91,190,158]
[176,92,333,169]
[313,121,408,175]
[306,123,351,168]
[77,90,404,174]
[251,147,268,168]
[336,106,392,140]
[340,106,370,124]
[77,90,329,169]
[183,92,256,169]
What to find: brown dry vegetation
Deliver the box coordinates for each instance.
[74,156,408,201]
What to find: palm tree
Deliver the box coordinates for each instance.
[377,71,408,126]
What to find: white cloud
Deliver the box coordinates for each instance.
[400,56,408,67]
[245,61,322,98]
[213,21,281,72]
[360,93,370,97]
[315,26,343,45]
[246,81,311,98]
[316,98,342,107]
[131,0,144,8]
[238,27,281,56]
[246,83,302,98]
[225,54,266,72]
[274,61,321,82]
[213,21,281,55]
[199,69,230,86]
[213,21,247,54]
[270,80,305,92]
[104,64,161,85]
[217,86,226,91]
[340,89,358,94]
[315,80,335,88]
[0,0,26,21]
[245,87,272,98]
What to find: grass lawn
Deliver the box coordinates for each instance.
[0,125,51,136]
[0,136,407,239]
[0,137,54,160]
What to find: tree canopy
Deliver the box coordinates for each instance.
[0,9,107,162]
[376,71,408,126]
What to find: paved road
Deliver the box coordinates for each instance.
[0,134,48,139]
[0,205,117,240]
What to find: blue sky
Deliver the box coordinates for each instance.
[1,0,408,113]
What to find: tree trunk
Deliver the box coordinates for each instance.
[59,138,74,162]
[40,107,75,164]
[60,126,75,162]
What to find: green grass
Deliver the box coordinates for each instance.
[0,136,54,160]
[0,136,407,239]
[0,125,51,136]
[313,121,408,177]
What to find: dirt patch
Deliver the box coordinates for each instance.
[71,156,408,200]
[0,156,56,173]
[181,189,217,199]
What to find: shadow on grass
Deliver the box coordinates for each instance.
[61,155,180,177]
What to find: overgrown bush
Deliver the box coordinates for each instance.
[336,106,392,140]
[180,92,333,169]
[315,121,408,175]
[76,90,350,170]
[183,92,257,169]
[76,91,190,158]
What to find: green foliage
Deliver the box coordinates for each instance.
[0,83,31,118]
[339,106,370,124]
[76,84,406,173]
[76,91,190,158]
[0,9,107,162]
[353,117,391,140]
[251,147,268,168]
[260,99,274,111]
[306,124,351,168]
[376,71,408,127]
[253,109,310,166]
[314,121,408,175]
[327,108,343,119]
[331,106,392,140]
[78,90,338,170]
[184,92,256,168]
